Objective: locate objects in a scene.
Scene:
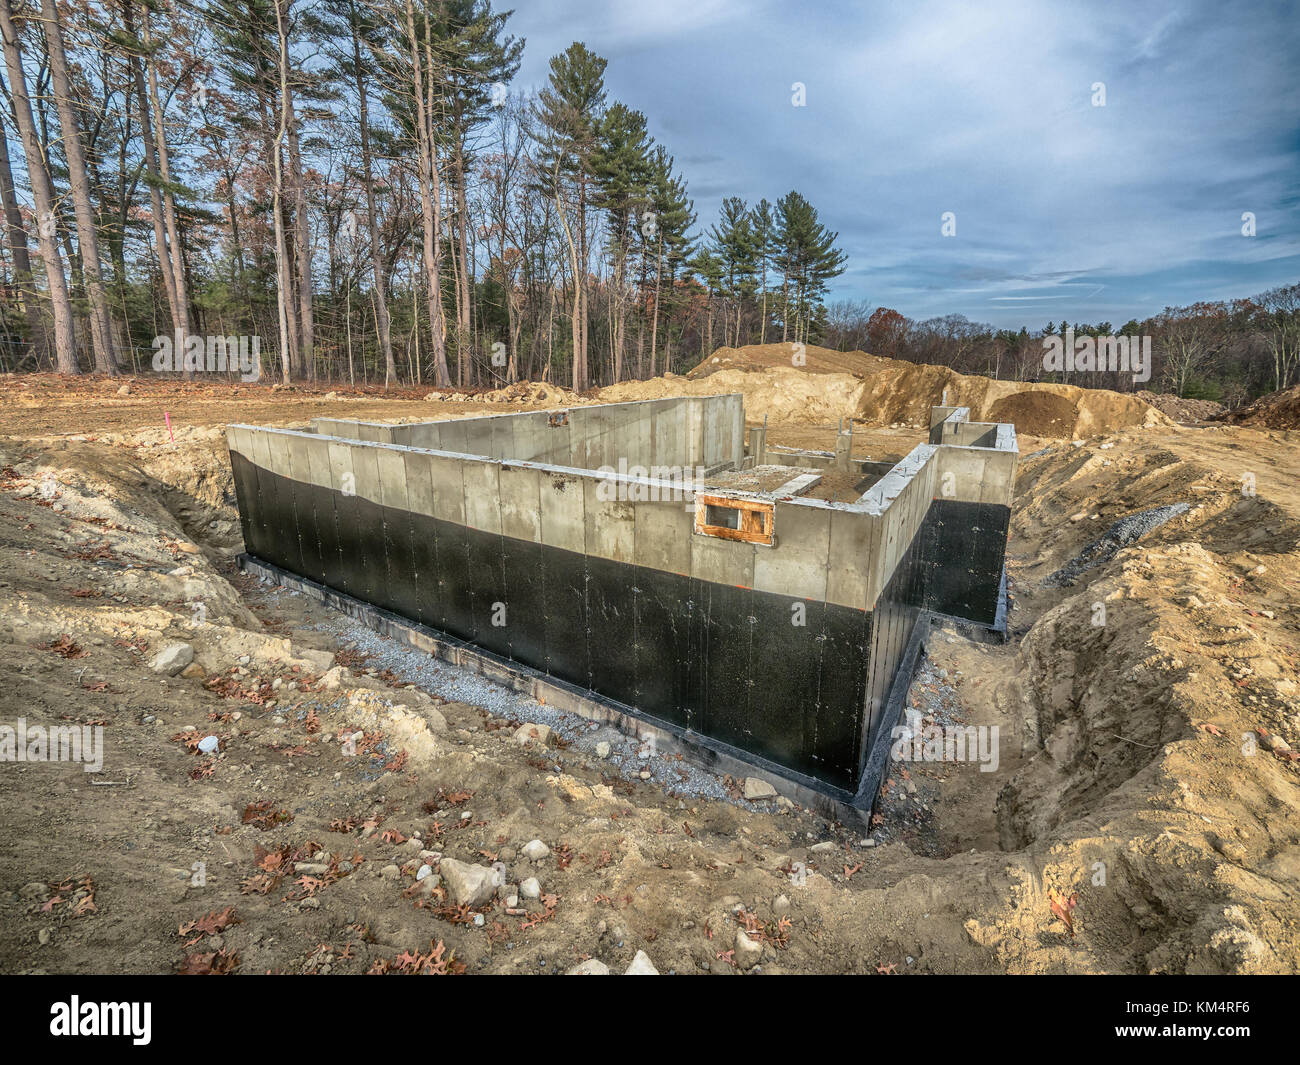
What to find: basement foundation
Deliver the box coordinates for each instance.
[227,395,1016,816]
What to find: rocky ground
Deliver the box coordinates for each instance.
[1,372,1298,975]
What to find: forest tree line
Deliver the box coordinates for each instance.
[821,285,1300,406]
[0,0,847,389]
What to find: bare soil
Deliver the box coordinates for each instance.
[1,363,1298,975]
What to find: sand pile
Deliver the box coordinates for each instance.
[1218,384,1300,430]
[597,366,870,426]
[615,343,1169,438]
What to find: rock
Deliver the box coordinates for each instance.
[20,881,48,900]
[149,642,194,676]
[299,897,320,909]
[316,666,348,690]
[416,864,433,881]
[734,929,763,970]
[742,777,778,800]
[810,841,837,853]
[520,876,541,900]
[297,648,335,673]
[522,839,550,861]
[513,722,552,747]
[594,741,611,759]
[625,950,658,975]
[197,735,219,754]
[1262,734,1291,753]
[772,894,790,914]
[117,384,131,396]
[439,858,498,907]
[567,959,610,975]
[379,864,400,881]
[294,863,330,876]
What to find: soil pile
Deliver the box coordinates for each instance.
[1135,390,1224,423]
[660,343,1168,438]
[1217,384,1300,430]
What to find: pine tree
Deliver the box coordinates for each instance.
[644,145,693,375]
[592,101,651,382]
[532,41,606,391]
[774,190,845,344]
[707,196,757,346]
[749,199,775,344]
[434,0,521,386]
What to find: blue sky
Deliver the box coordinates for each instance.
[507,0,1300,329]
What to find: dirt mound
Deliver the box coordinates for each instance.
[596,367,870,427]
[675,343,1170,438]
[1135,390,1224,423]
[691,342,896,379]
[986,392,1078,438]
[473,381,587,406]
[1218,384,1300,430]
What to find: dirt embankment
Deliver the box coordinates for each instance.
[658,342,1170,439]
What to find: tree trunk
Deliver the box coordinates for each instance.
[142,11,190,354]
[453,138,473,387]
[42,0,116,372]
[649,236,662,376]
[123,0,184,352]
[0,87,47,361]
[349,8,396,387]
[284,77,314,379]
[404,0,450,386]
[271,0,294,383]
[0,0,77,372]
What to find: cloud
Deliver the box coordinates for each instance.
[508,0,1300,327]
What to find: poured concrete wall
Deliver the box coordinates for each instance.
[312,394,745,475]
[228,399,1015,797]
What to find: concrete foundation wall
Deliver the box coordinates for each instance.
[229,397,1016,796]
[311,394,746,476]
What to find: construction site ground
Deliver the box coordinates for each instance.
[1,352,1298,975]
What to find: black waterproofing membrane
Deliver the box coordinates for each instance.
[230,448,1008,793]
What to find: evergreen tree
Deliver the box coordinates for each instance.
[532,41,607,390]
[774,190,845,344]
[707,196,757,346]
[592,101,652,381]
